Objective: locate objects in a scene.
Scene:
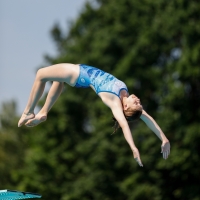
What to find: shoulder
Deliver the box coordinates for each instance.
[140,109,152,121]
[98,92,122,108]
[141,109,147,116]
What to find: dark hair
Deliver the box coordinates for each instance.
[112,110,142,133]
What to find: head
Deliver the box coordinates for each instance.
[113,94,143,133]
[123,94,143,121]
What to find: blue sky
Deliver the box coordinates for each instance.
[0,0,87,115]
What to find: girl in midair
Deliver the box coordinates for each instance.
[18,63,170,167]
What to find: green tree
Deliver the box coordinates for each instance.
[0,101,27,189]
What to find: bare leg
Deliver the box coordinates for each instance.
[25,81,64,127]
[18,64,77,127]
[18,73,46,127]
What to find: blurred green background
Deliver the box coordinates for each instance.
[0,0,200,199]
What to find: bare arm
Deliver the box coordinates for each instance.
[111,103,143,167]
[99,93,143,166]
[140,110,167,141]
[140,110,170,159]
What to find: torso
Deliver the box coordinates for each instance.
[64,63,129,109]
[74,64,128,98]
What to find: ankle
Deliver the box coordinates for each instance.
[38,111,48,116]
[23,112,34,116]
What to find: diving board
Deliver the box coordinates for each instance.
[0,190,41,200]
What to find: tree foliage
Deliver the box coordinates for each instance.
[1,0,200,199]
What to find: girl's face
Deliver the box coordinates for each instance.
[123,94,142,116]
[126,94,141,108]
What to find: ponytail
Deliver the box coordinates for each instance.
[112,117,120,134]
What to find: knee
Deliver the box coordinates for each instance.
[36,68,45,81]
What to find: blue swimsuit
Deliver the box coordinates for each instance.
[74,64,128,98]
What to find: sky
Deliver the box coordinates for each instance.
[0,0,87,115]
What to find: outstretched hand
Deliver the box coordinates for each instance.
[133,148,143,167]
[161,140,170,159]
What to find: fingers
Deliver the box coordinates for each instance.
[161,141,171,159]
[161,148,170,159]
[162,151,168,159]
[133,148,143,167]
[134,157,143,167]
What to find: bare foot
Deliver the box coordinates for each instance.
[18,113,35,127]
[25,113,47,127]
